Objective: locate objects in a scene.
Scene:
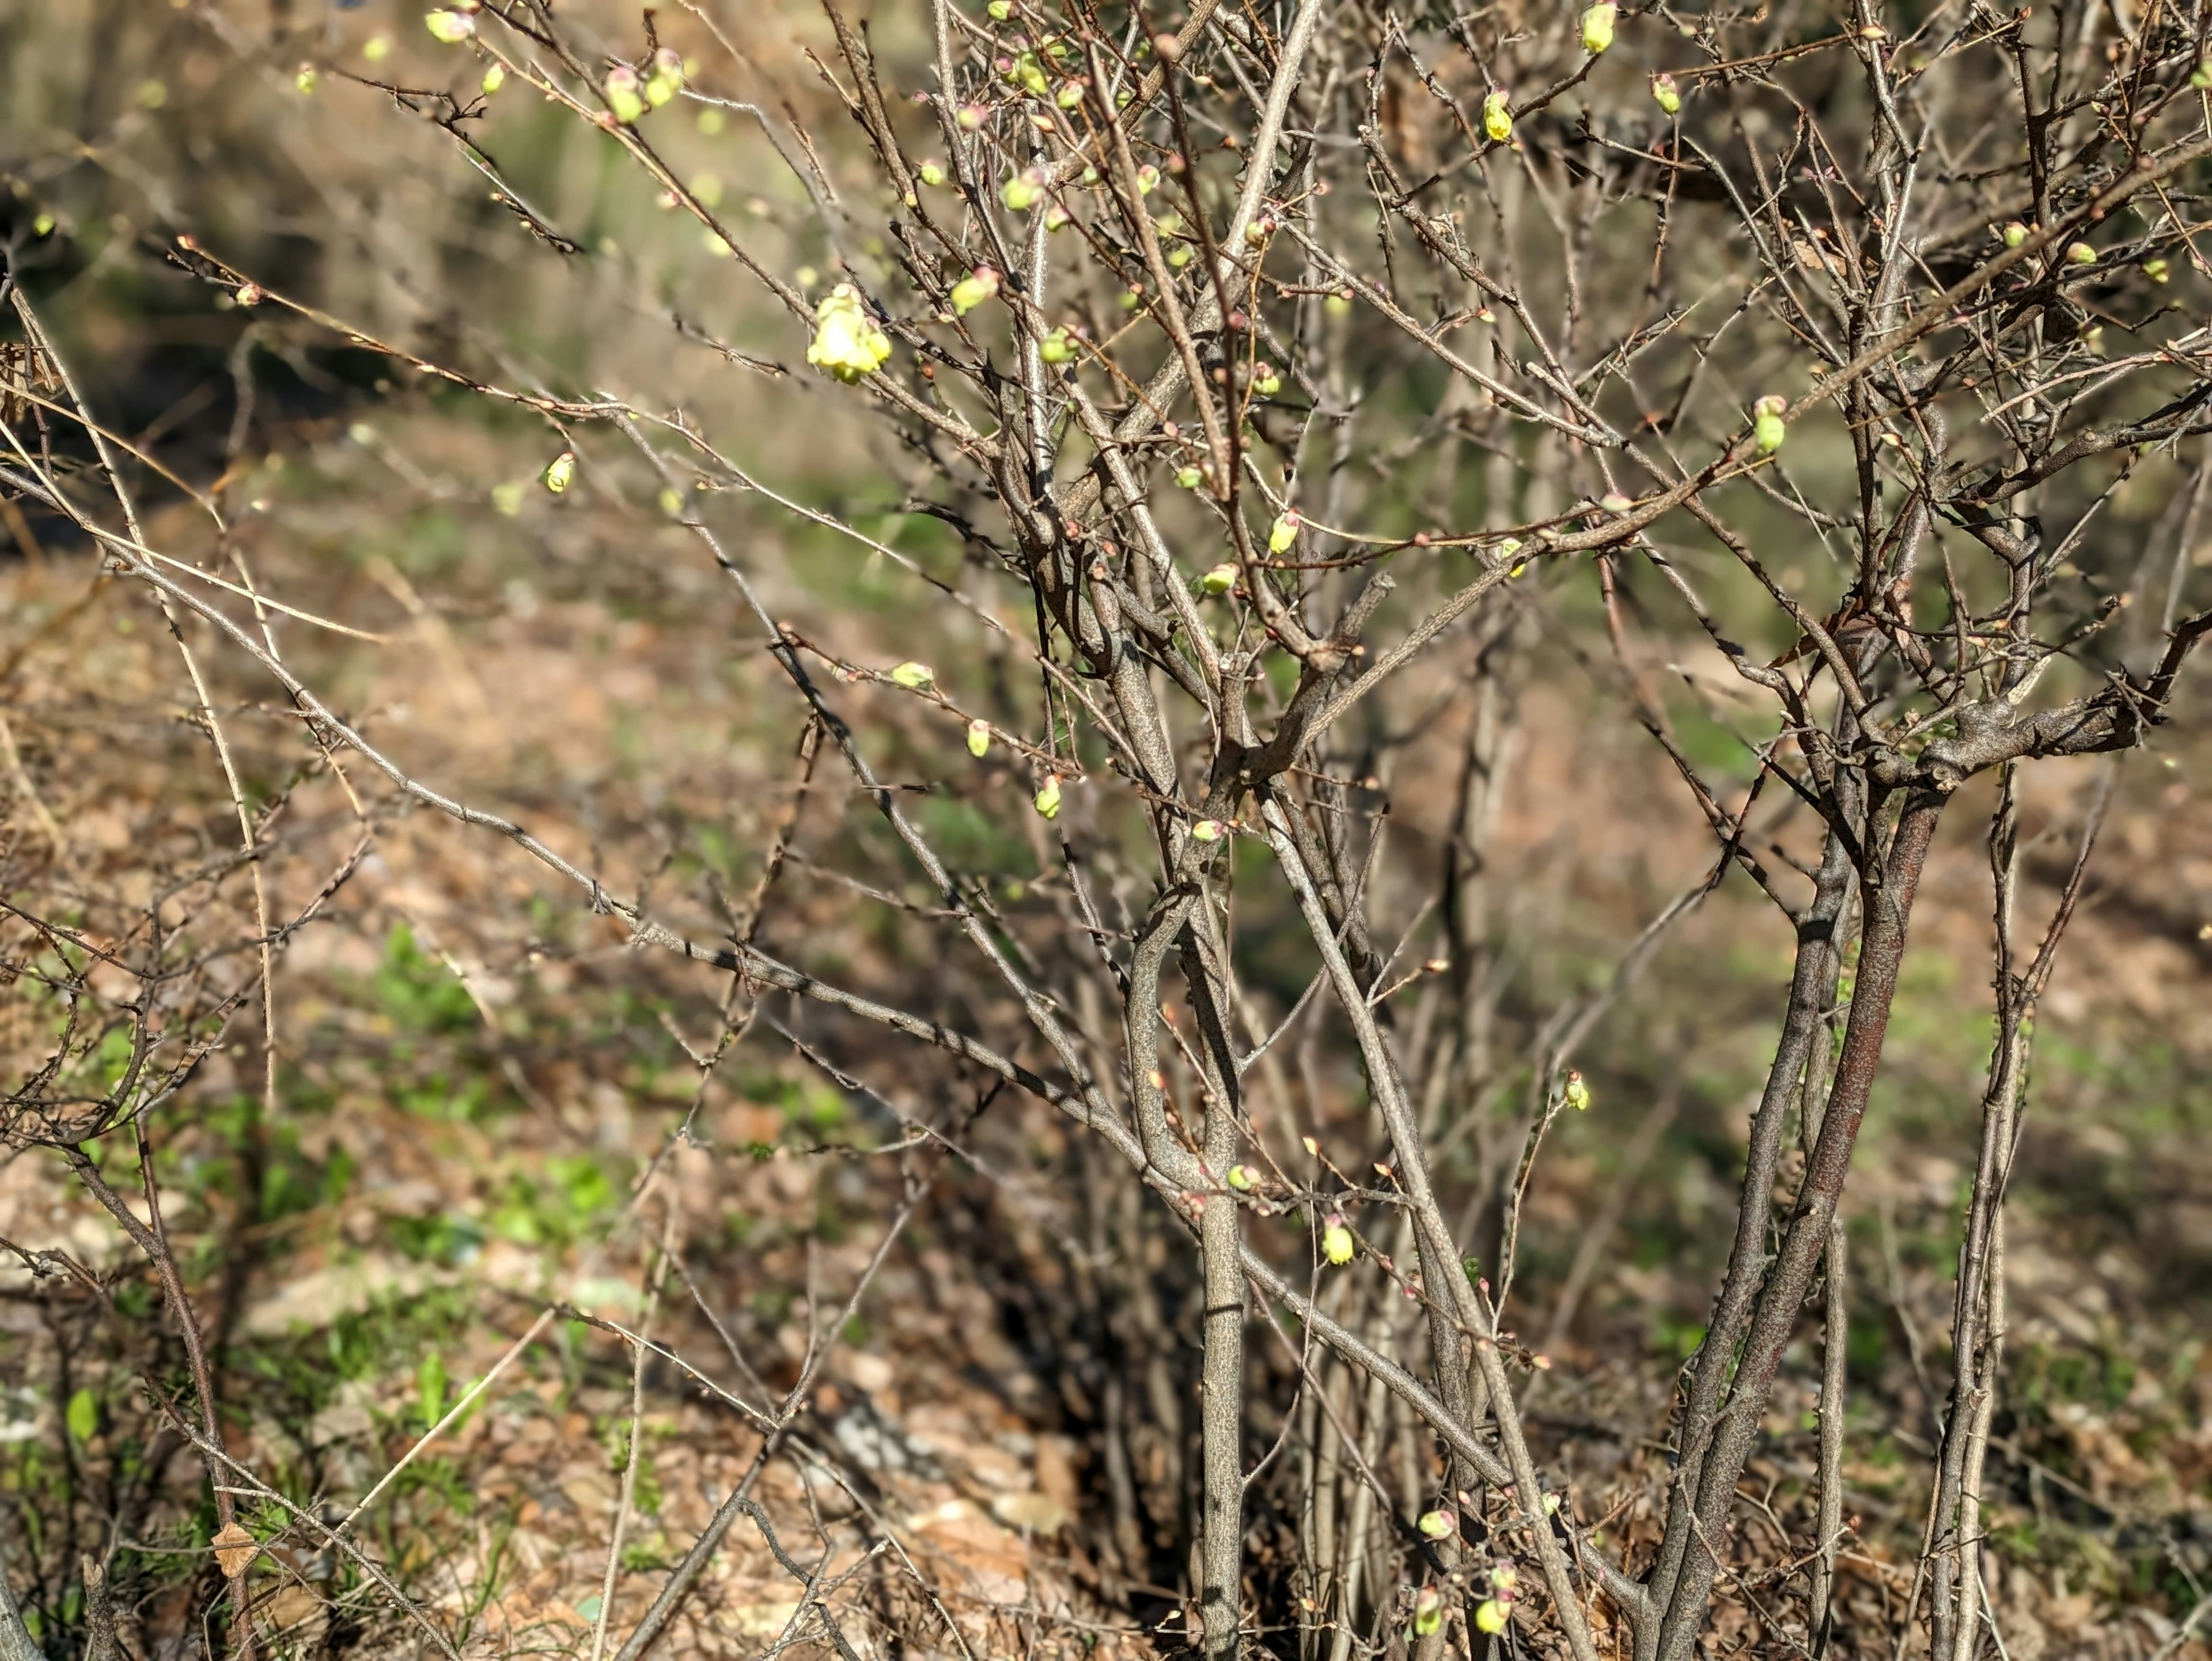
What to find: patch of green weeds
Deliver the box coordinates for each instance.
[488,1153,626,1247]
[373,924,478,1040]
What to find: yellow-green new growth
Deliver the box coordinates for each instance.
[967,719,991,758]
[1652,73,1680,115]
[1563,1070,1591,1111]
[1475,1600,1509,1636]
[889,661,934,690]
[1225,1163,1255,1191]
[1581,3,1617,53]
[1033,776,1062,820]
[542,451,575,493]
[808,285,893,381]
[1268,510,1301,555]
[1483,90,1513,143]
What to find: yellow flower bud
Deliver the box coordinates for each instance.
[1753,394,1787,454]
[2002,220,2028,248]
[1483,90,1513,143]
[889,661,935,690]
[1475,1599,1509,1636]
[296,64,319,95]
[1418,1508,1456,1539]
[1002,170,1044,212]
[1412,1588,1444,1637]
[2146,257,2170,283]
[918,160,948,187]
[605,65,646,124]
[1033,776,1062,820]
[1268,510,1300,555]
[542,451,575,493]
[1563,1070,1591,1111]
[1651,73,1680,115]
[645,47,684,109]
[1323,1217,1355,1265]
[967,719,991,757]
[1199,561,1236,592]
[949,266,1001,316]
[1039,327,1076,364]
[2065,240,2096,266]
[481,62,506,94]
[1581,3,1616,54]
[1191,818,1226,842]
[425,9,475,44]
[1225,1162,1254,1190]
[806,284,894,381]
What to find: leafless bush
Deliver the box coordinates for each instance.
[4,1,2211,1658]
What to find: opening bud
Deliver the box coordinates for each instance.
[1482,90,1513,143]
[1033,776,1062,820]
[1268,510,1301,555]
[2001,220,2029,247]
[542,451,576,493]
[425,8,476,43]
[1652,73,1680,115]
[1418,1508,1457,1540]
[1225,1162,1254,1190]
[1475,1599,1509,1636]
[1192,818,1226,843]
[918,160,948,187]
[807,284,894,380]
[2065,240,2096,266]
[889,661,935,690]
[967,719,991,757]
[1563,1070,1592,1111]
[1581,2,1617,54]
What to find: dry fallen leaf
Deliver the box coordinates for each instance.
[211,1522,256,1578]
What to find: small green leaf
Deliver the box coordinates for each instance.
[66,1387,99,1444]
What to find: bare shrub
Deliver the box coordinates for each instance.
[3,1,2210,1659]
